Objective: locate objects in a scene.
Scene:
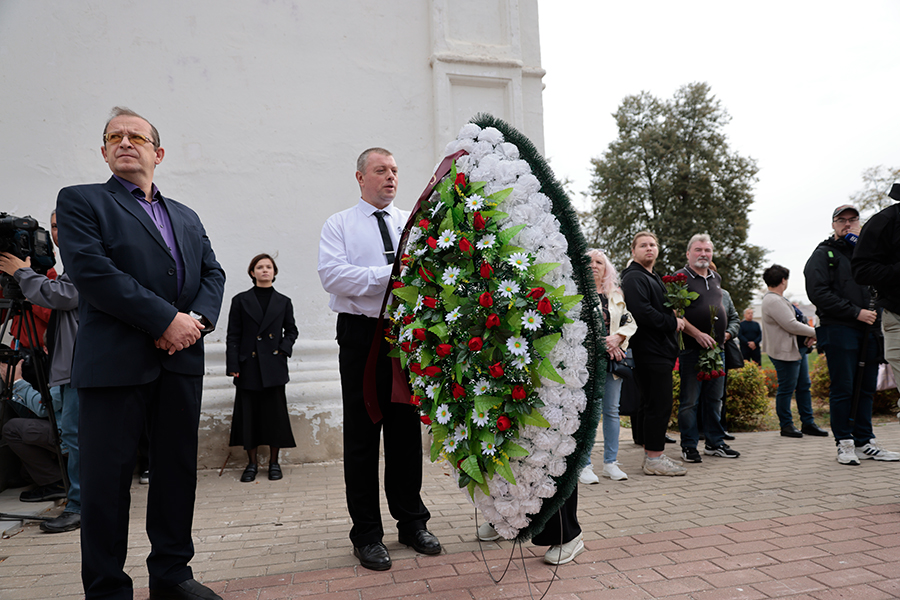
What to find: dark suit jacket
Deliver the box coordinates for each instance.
[56,176,225,388]
[225,288,298,390]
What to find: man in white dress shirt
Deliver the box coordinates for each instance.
[318,148,441,571]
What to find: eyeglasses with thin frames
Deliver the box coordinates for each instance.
[833,217,859,225]
[103,131,155,147]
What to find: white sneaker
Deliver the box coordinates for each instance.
[642,454,687,476]
[476,522,500,541]
[543,532,585,565]
[578,465,600,484]
[601,462,628,481]
[837,439,860,465]
[855,439,900,461]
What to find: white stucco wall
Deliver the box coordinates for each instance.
[0,0,544,467]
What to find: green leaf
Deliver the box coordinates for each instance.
[430,440,441,462]
[505,307,523,334]
[474,395,502,414]
[502,440,530,458]
[498,224,526,246]
[494,455,516,485]
[438,211,454,237]
[460,455,484,483]
[559,294,583,312]
[469,180,487,195]
[536,358,566,384]
[452,205,465,228]
[455,361,464,384]
[533,333,561,357]
[391,286,419,305]
[432,423,448,442]
[486,187,513,204]
[527,262,560,281]
[519,407,550,428]
[428,322,449,342]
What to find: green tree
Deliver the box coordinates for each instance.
[582,82,765,311]
[850,165,900,217]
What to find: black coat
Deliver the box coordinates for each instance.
[620,262,678,367]
[805,236,877,330]
[225,288,298,390]
[852,198,900,314]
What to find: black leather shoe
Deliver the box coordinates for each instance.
[353,542,392,571]
[398,529,442,555]
[40,511,80,533]
[268,463,283,480]
[723,431,736,441]
[780,425,803,438]
[664,434,676,444]
[149,578,222,599]
[240,463,258,482]
[801,423,829,437]
[19,481,66,502]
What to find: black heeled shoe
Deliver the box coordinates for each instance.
[240,463,258,482]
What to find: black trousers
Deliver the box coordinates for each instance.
[532,487,580,546]
[2,417,61,485]
[79,371,202,600]
[337,313,430,547]
[633,363,674,452]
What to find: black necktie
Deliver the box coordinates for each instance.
[373,210,395,265]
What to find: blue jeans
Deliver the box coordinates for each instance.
[770,352,813,429]
[59,384,81,513]
[678,348,726,449]
[818,325,876,444]
[586,373,623,465]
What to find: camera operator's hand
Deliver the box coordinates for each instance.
[3,360,23,384]
[156,312,203,355]
[0,252,30,276]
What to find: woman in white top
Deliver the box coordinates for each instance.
[580,249,638,482]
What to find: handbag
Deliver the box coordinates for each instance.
[607,348,635,380]
[618,372,640,416]
[724,339,744,371]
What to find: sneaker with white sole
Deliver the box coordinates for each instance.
[855,439,900,461]
[578,465,600,485]
[476,522,500,541]
[837,439,860,465]
[642,454,687,476]
[601,462,628,481]
[704,443,740,458]
[543,532,585,565]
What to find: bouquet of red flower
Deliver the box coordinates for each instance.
[662,272,698,350]
[696,305,725,380]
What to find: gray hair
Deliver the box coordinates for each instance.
[356,147,392,174]
[103,106,160,149]
[687,233,714,252]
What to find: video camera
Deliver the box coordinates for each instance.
[0,213,55,298]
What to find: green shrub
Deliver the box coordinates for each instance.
[810,353,900,415]
[762,369,778,397]
[669,361,769,430]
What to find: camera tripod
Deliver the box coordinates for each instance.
[0,297,65,522]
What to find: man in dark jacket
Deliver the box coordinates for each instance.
[805,204,899,465]
[738,309,762,364]
[853,184,900,413]
[621,231,686,476]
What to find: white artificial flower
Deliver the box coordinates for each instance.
[394,304,407,318]
[473,379,491,395]
[463,194,485,212]
[435,403,451,424]
[498,280,520,299]
[458,123,481,140]
[521,310,543,331]
[430,200,445,218]
[513,353,533,369]
[476,234,496,250]
[443,437,459,453]
[441,266,461,286]
[414,295,424,313]
[507,252,531,271]
[472,408,490,427]
[454,424,469,441]
[407,226,422,246]
[481,440,497,456]
[477,127,504,145]
[413,246,428,257]
[507,336,527,356]
[445,307,461,323]
[437,229,457,249]
[425,383,441,399]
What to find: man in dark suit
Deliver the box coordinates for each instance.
[57,107,225,600]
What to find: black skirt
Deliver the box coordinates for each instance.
[228,385,296,450]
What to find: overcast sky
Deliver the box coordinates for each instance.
[538,0,900,304]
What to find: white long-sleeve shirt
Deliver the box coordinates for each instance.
[318,198,408,318]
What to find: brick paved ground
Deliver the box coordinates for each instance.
[2,425,900,599]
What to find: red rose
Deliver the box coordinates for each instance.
[719,370,726,378]
[480,261,494,279]
[420,415,432,425]
[468,337,483,351]
[401,253,411,265]
[413,328,427,341]
[676,273,688,283]
[696,373,704,381]
[419,218,430,228]
[400,341,418,353]
[457,458,464,469]
[427,237,437,249]
[459,237,472,253]
[479,292,493,308]
[436,344,453,358]
[409,362,423,375]
[473,212,486,230]
[452,383,466,399]
[527,287,545,299]
[410,395,422,406]
[455,172,466,186]
[423,296,438,309]
[537,297,553,315]
[489,362,504,378]
[511,385,526,400]
[485,313,500,329]
[419,267,434,282]
[662,275,674,284]
[403,315,413,325]
[392,281,404,289]
[497,416,512,431]
[423,365,441,377]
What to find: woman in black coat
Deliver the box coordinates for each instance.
[226,253,299,482]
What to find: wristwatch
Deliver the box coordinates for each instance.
[189,311,214,335]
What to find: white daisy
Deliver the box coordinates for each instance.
[507,336,527,356]
[498,279,520,298]
[443,437,459,453]
[441,266,461,286]
[522,310,543,331]
[413,246,428,257]
[473,379,491,395]
[445,307,461,323]
[414,295,424,313]
[463,194,485,212]
[513,353,533,369]
[508,252,531,271]
[482,440,497,456]
[472,408,490,427]
[437,229,457,249]
[430,200,445,218]
[436,404,451,424]
[475,234,496,250]
[394,304,407,319]
[425,383,441,399]
[454,424,469,441]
